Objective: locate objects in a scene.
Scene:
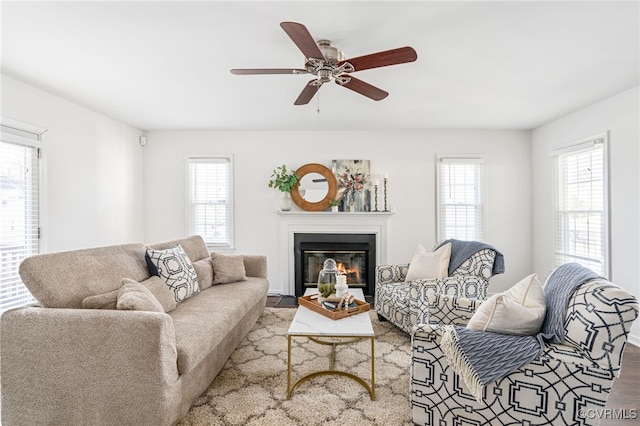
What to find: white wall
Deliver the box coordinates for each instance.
[532,86,640,345]
[143,129,532,295]
[4,73,635,342]
[1,75,144,252]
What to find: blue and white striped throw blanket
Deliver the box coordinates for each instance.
[440,263,602,402]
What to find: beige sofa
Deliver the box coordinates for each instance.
[1,235,269,425]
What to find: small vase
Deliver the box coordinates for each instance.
[346,191,355,212]
[279,192,292,211]
[331,206,338,212]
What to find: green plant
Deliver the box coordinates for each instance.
[328,199,342,207]
[318,283,335,298]
[268,165,300,193]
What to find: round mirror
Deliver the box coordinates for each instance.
[290,163,338,211]
[298,172,328,203]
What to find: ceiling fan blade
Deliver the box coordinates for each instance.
[341,46,417,72]
[294,80,321,105]
[230,68,307,75]
[280,22,325,60]
[336,76,388,101]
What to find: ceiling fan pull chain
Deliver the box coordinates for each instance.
[317,91,321,114]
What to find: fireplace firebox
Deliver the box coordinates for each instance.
[294,233,376,296]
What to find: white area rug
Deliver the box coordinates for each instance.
[178,307,412,425]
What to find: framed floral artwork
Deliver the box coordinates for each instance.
[332,159,371,212]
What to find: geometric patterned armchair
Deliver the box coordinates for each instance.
[411,278,639,426]
[375,247,499,334]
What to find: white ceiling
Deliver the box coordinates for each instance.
[2,1,638,131]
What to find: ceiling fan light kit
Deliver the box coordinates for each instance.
[315,39,344,63]
[230,21,417,105]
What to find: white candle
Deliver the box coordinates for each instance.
[384,173,388,179]
[335,275,348,298]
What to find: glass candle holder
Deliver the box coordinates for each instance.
[317,258,338,297]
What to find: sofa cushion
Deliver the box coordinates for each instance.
[169,277,269,375]
[192,257,214,290]
[467,273,546,336]
[146,245,200,304]
[116,279,165,312]
[147,235,210,262]
[18,243,149,309]
[427,294,483,326]
[211,254,248,285]
[405,243,451,282]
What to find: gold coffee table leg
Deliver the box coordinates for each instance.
[287,335,292,399]
[370,336,375,400]
[287,335,375,400]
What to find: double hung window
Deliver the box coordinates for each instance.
[186,156,233,249]
[0,122,43,312]
[436,156,486,242]
[552,134,609,276]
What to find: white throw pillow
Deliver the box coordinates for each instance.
[404,243,451,282]
[467,273,546,336]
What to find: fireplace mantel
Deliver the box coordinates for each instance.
[277,211,393,295]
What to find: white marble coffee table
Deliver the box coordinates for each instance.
[286,288,375,400]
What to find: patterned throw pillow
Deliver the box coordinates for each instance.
[145,244,200,303]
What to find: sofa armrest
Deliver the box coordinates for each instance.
[449,248,497,279]
[563,280,639,375]
[376,264,409,285]
[243,255,267,278]
[1,307,181,425]
[411,323,448,346]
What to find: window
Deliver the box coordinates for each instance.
[1,122,43,312]
[552,134,609,277]
[186,156,233,249]
[437,156,486,242]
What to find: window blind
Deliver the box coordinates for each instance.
[437,156,486,242]
[186,156,233,248]
[553,137,608,276]
[0,136,40,312]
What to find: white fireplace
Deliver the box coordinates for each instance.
[277,211,393,295]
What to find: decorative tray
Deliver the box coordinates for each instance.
[298,294,370,321]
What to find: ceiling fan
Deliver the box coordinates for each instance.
[230,22,417,105]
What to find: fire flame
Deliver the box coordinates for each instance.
[336,262,361,281]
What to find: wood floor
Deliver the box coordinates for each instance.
[267,296,639,423]
[603,343,640,425]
